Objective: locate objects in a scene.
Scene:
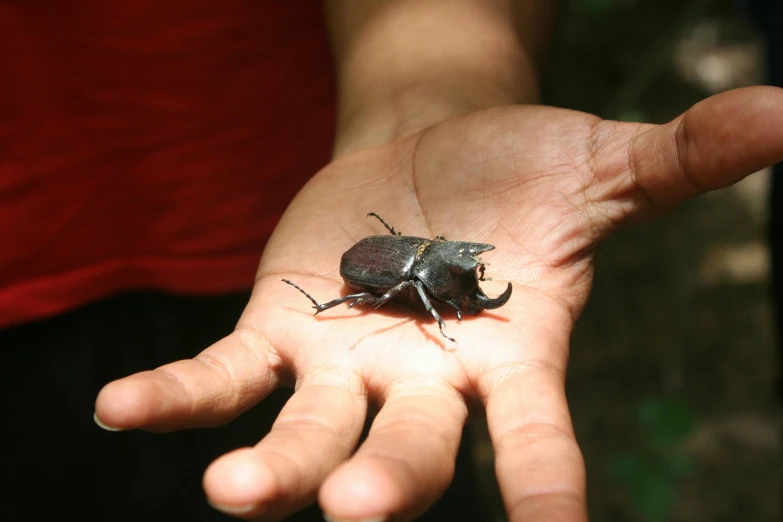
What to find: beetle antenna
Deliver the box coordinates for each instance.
[281,279,321,309]
[367,212,401,235]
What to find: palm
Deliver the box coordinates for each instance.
[96,87,783,522]
[252,105,602,405]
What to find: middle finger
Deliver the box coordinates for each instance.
[319,379,468,522]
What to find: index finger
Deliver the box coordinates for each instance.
[481,360,587,522]
[94,328,280,431]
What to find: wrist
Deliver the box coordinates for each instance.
[333,63,540,156]
[327,1,546,157]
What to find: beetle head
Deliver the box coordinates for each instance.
[441,241,512,313]
[439,241,495,273]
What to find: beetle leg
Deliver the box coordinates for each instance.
[367,212,401,235]
[364,280,416,309]
[282,279,374,314]
[315,292,377,313]
[439,298,464,321]
[414,281,456,343]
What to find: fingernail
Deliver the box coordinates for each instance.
[323,514,386,522]
[93,412,124,432]
[207,499,266,517]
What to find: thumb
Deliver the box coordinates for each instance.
[630,86,783,210]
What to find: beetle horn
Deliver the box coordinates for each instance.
[474,282,513,310]
[468,243,496,255]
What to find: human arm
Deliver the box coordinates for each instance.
[324,0,555,155]
[93,1,783,521]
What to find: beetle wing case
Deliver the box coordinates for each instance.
[340,235,431,291]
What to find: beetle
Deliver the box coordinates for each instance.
[282,212,512,342]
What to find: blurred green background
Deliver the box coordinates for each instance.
[470,0,781,520]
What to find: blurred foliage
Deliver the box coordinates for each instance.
[574,0,639,17]
[607,397,698,522]
[616,108,648,122]
[578,0,614,16]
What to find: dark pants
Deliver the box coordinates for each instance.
[1,292,484,521]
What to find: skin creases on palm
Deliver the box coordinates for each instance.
[248,106,605,394]
[207,104,613,519]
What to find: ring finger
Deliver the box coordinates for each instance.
[203,371,368,519]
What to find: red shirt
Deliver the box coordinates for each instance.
[0,1,336,328]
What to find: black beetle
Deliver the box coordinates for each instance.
[282,212,512,342]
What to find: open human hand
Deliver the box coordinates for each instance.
[95,86,783,521]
